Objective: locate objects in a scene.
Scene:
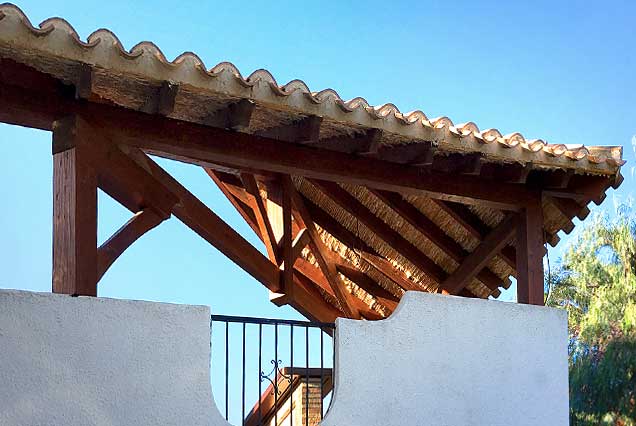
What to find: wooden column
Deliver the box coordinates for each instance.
[516,195,544,305]
[52,116,98,296]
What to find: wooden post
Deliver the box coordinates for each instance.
[516,195,544,305]
[52,115,98,296]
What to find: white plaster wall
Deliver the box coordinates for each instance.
[0,289,229,426]
[0,289,568,426]
[323,292,569,426]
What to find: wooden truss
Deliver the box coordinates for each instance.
[1,58,620,321]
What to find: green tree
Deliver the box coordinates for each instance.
[546,205,636,425]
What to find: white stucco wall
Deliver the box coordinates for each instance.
[323,292,569,426]
[0,289,568,426]
[0,289,228,426]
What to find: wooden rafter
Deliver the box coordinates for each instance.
[432,199,518,269]
[442,214,517,294]
[370,189,507,291]
[241,173,280,263]
[309,180,450,286]
[283,177,361,319]
[294,259,383,320]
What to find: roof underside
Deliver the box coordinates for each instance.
[0,3,625,319]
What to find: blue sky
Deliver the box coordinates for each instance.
[1,1,634,421]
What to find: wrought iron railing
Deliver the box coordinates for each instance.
[211,315,336,426]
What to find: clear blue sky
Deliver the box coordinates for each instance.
[1,1,634,421]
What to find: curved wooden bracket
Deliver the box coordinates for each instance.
[97,209,164,280]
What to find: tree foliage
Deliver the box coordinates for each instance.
[546,205,636,425]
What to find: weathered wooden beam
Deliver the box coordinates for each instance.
[141,80,179,116]
[0,68,536,210]
[283,177,361,319]
[74,63,94,100]
[51,116,98,296]
[306,128,383,155]
[479,162,533,184]
[370,189,506,291]
[374,142,435,166]
[442,214,517,294]
[256,115,323,144]
[516,197,545,305]
[123,148,281,291]
[432,153,483,175]
[204,99,255,131]
[97,209,164,280]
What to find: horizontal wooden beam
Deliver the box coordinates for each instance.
[0,62,538,210]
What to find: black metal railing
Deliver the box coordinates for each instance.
[211,315,336,426]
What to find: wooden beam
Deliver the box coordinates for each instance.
[51,115,98,296]
[432,200,518,269]
[431,153,482,175]
[374,142,435,166]
[241,173,279,263]
[335,263,399,311]
[442,214,517,294]
[294,259,382,320]
[272,272,343,322]
[547,196,590,222]
[306,128,383,155]
[256,115,323,144]
[204,99,255,131]
[97,209,164,280]
[141,80,179,116]
[309,180,448,284]
[74,63,94,100]
[0,71,536,210]
[371,190,506,291]
[302,196,456,295]
[283,177,361,318]
[516,196,545,305]
[281,180,294,293]
[123,148,281,291]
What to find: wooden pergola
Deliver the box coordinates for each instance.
[0,4,624,321]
